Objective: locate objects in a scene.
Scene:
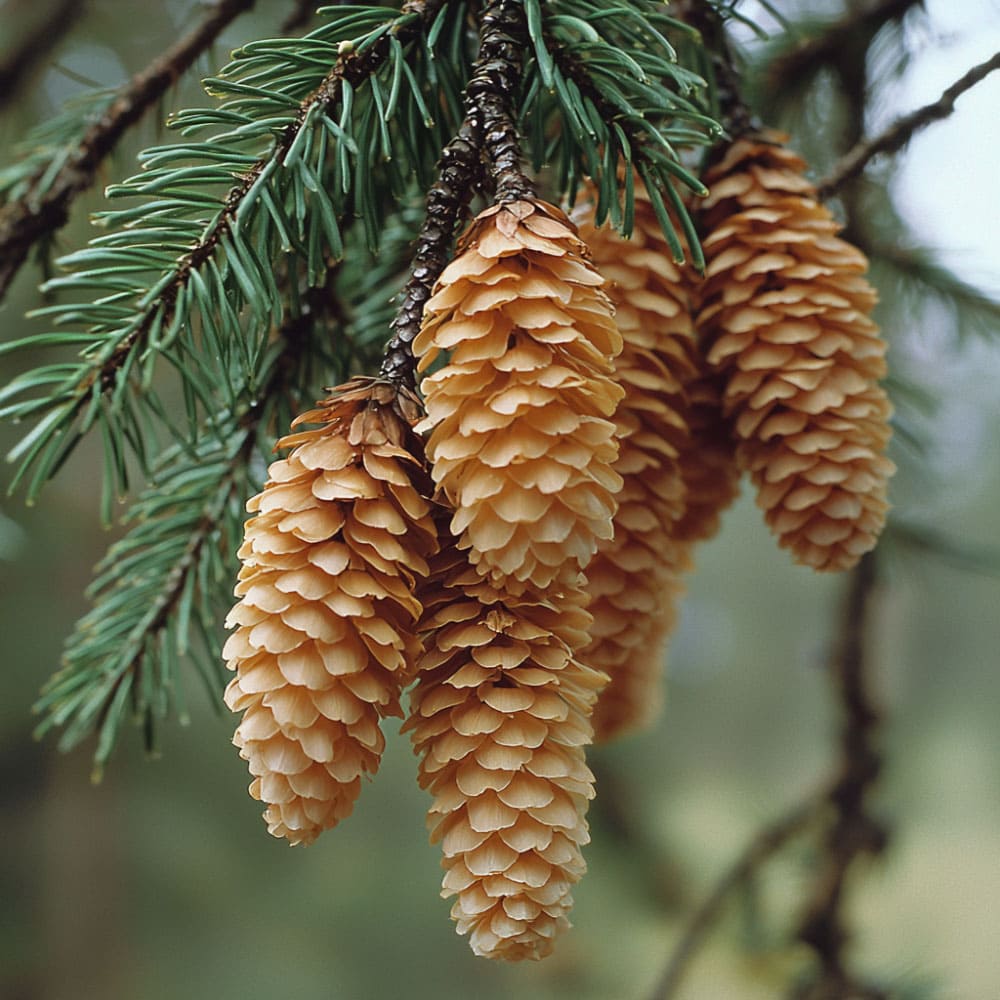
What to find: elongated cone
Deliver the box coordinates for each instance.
[414,199,624,596]
[697,134,894,571]
[574,186,700,740]
[223,378,437,845]
[405,523,604,960]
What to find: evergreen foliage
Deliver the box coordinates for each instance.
[1,0,722,765]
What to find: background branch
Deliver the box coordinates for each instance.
[817,49,1000,198]
[792,553,889,1000]
[0,0,256,300]
[0,0,82,113]
[649,794,822,1000]
[765,0,924,93]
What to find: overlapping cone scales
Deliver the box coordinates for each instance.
[575,187,704,739]
[415,199,624,595]
[223,378,437,845]
[698,136,894,571]
[406,534,603,960]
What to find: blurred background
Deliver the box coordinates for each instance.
[1,1,998,997]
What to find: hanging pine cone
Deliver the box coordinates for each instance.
[223,378,438,845]
[697,134,894,571]
[414,199,624,596]
[573,185,702,740]
[405,522,604,960]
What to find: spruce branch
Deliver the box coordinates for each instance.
[533,0,719,263]
[817,50,1000,198]
[380,127,482,388]
[1,0,454,504]
[649,794,822,1000]
[793,553,889,1000]
[34,287,341,772]
[672,0,756,138]
[470,0,533,202]
[0,0,257,301]
[381,0,537,385]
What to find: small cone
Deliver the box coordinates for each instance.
[223,378,437,845]
[405,524,604,960]
[697,134,894,571]
[415,198,624,596]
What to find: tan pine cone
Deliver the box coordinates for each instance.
[223,377,438,845]
[573,186,699,739]
[405,526,604,960]
[414,198,624,596]
[697,134,894,571]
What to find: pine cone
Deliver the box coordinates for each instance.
[405,526,604,960]
[223,378,437,845]
[574,186,702,739]
[697,135,894,571]
[414,199,624,596]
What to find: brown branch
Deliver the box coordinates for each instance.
[817,49,1000,198]
[0,0,82,112]
[792,553,889,1000]
[0,0,257,301]
[648,795,822,1000]
[380,0,531,387]
[12,0,445,458]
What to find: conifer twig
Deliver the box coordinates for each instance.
[38,280,341,768]
[672,0,756,138]
[0,0,257,301]
[381,0,532,386]
[649,794,822,1000]
[5,0,447,485]
[470,0,533,202]
[817,49,1000,198]
[0,0,82,111]
[793,553,889,1000]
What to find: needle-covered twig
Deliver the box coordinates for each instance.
[0,0,257,300]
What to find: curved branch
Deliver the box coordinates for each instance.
[793,553,889,998]
[648,795,822,1000]
[817,49,1000,198]
[0,0,257,300]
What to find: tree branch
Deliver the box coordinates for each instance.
[0,0,82,113]
[648,795,822,1000]
[765,0,924,95]
[0,0,257,301]
[380,0,532,387]
[817,49,1000,198]
[792,553,889,1000]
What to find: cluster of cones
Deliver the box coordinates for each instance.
[223,133,893,960]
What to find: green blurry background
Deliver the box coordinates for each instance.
[1,2,998,998]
